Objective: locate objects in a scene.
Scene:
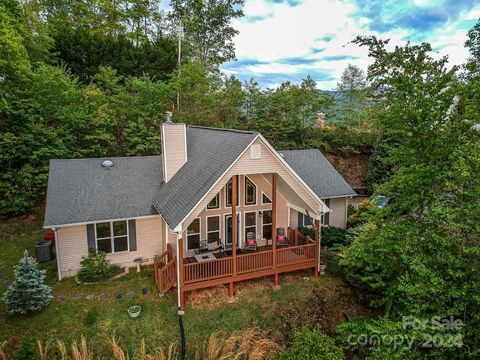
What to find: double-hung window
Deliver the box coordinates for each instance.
[187,218,201,250]
[207,216,220,243]
[262,210,272,240]
[244,212,257,241]
[95,220,129,254]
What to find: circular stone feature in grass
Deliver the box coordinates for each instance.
[86,294,94,300]
[73,294,82,301]
[115,292,123,300]
[142,287,149,295]
[98,293,109,300]
[126,291,135,298]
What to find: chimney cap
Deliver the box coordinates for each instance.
[165,111,173,124]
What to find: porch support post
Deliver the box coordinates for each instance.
[231,175,237,296]
[314,219,320,278]
[177,236,185,309]
[272,173,278,286]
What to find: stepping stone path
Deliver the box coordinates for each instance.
[142,287,149,295]
[98,293,109,301]
[86,293,94,301]
[73,294,82,301]
[126,291,135,299]
[115,292,123,300]
[57,295,67,301]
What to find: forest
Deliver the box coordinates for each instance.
[1,0,479,358]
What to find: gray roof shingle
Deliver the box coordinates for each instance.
[152,126,258,229]
[44,127,355,229]
[280,149,356,199]
[44,156,163,227]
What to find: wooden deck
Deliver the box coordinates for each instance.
[154,227,318,305]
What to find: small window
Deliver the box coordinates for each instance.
[262,210,272,240]
[262,192,272,204]
[95,220,129,254]
[207,216,220,243]
[245,212,256,241]
[207,193,220,209]
[245,177,257,205]
[187,218,201,250]
[226,177,239,207]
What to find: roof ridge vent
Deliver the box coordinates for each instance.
[102,159,114,168]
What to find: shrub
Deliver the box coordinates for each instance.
[347,199,377,227]
[3,250,53,315]
[277,327,345,360]
[298,226,348,247]
[13,339,38,360]
[78,250,117,282]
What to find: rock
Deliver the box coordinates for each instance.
[126,291,135,298]
[115,292,123,300]
[57,295,67,301]
[98,293,109,301]
[86,293,94,300]
[73,294,82,301]
[142,287,149,295]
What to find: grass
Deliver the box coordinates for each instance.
[0,210,369,358]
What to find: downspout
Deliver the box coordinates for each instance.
[176,231,186,360]
[53,228,62,281]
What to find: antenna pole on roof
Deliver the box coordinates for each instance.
[177,20,183,112]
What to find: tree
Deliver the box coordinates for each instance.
[340,35,480,357]
[169,0,244,68]
[3,250,53,315]
[335,64,369,127]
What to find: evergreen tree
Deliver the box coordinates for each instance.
[3,250,53,315]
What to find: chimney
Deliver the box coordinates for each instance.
[161,112,187,182]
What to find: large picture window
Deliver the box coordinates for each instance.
[226,177,239,207]
[244,212,257,241]
[262,210,272,240]
[187,218,201,250]
[95,220,129,254]
[245,177,257,205]
[207,216,220,243]
[207,193,220,209]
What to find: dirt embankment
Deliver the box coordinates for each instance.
[325,152,369,190]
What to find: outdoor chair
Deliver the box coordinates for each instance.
[194,239,209,255]
[276,227,288,247]
[244,232,258,252]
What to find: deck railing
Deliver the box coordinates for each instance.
[236,250,273,274]
[157,258,177,293]
[276,243,316,267]
[184,257,233,284]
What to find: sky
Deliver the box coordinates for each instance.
[219,0,480,89]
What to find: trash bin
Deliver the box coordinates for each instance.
[35,240,53,262]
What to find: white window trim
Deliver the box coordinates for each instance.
[244,176,257,207]
[186,217,202,251]
[95,220,130,254]
[261,209,273,240]
[261,191,272,205]
[206,215,221,242]
[224,177,240,208]
[206,192,221,211]
[244,211,257,241]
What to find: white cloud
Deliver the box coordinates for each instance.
[223,0,479,89]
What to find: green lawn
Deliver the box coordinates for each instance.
[0,211,366,358]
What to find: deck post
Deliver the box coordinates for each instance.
[272,173,278,285]
[231,175,237,297]
[178,236,185,309]
[314,219,320,278]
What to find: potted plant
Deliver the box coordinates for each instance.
[319,264,326,275]
[128,305,141,318]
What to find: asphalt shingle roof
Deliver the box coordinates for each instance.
[44,127,355,229]
[280,149,356,199]
[44,156,162,227]
[152,126,258,229]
